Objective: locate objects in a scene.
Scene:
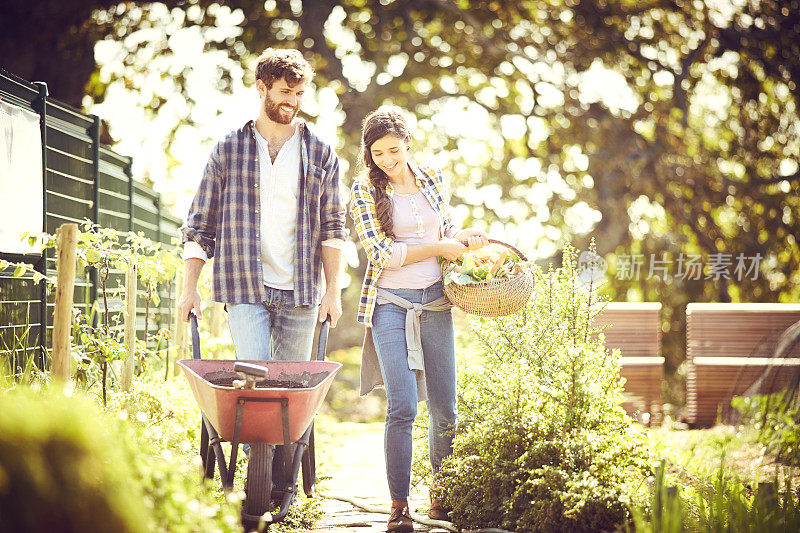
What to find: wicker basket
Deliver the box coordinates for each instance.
[442,239,534,317]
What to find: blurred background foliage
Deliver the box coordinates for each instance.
[2,0,799,409]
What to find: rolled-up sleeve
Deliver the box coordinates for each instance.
[320,151,349,242]
[182,240,208,261]
[321,238,345,250]
[349,179,395,269]
[385,242,407,268]
[181,142,225,259]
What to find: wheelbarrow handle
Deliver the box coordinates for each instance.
[189,312,201,360]
[316,317,330,362]
[234,361,269,378]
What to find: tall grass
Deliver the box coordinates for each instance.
[631,459,800,532]
[0,324,46,386]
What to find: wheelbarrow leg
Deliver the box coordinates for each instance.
[301,424,316,497]
[270,424,314,523]
[202,414,232,489]
[199,419,215,480]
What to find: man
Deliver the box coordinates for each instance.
[178,48,347,359]
[178,48,347,505]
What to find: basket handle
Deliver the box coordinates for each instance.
[458,238,528,262]
[487,238,528,262]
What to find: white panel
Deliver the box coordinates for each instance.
[0,100,43,253]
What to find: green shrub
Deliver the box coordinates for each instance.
[0,379,245,533]
[0,385,147,533]
[104,378,244,532]
[435,244,651,532]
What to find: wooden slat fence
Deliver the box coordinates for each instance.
[594,302,663,425]
[686,303,800,426]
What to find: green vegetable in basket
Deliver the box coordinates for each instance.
[461,254,475,277]
[473,264,491,281]
[445,242,527,286]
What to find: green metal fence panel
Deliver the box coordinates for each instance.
[98,147,132,233]
[0,68,184,373]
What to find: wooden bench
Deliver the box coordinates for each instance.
[594,303,663,425]
[686,303,800,426]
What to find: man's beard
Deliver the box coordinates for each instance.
[265,92,298,124]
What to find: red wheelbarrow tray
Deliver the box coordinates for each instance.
[178,359,341,444]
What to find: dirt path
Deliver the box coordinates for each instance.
[312,420,451,532]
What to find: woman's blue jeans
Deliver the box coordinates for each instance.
[371,282,457,501]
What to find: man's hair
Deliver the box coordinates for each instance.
[255,48,315,88]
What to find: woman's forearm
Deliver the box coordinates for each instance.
[400,238,467,265]
[401,243,442,265]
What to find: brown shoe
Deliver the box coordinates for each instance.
[428,494,450,521]
[387,504,413,532]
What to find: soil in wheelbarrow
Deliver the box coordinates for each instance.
[203,370,329,389]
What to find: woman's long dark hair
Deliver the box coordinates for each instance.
[360,106,411,239]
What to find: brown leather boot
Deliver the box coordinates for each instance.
[387,502,413,532]
[428,494,450,521]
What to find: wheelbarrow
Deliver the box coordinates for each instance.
[178,314,341,531]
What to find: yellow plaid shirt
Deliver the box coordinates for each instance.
[350,163,459,326]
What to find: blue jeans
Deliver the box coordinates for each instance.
[227,287,318,362]
[371,281,457,501]
[227,287,318,492]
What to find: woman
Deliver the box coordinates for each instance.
[350,106,488,531]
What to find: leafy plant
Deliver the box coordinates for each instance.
[126,231,182,372]
[434,243,651,531]
[104,378,244,532]
[443,243,526,285]
[732,391,800,467]
[0,324,46,386]
[629,458,800,532]
[0,385,148,533]
[22,221,183,397]
[0,258,54,287]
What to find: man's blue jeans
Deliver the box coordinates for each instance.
[371,281,458,501]
[227,287,318,493]
[227,287,318,362]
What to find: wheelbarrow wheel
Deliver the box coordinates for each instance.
[245,443,273,527]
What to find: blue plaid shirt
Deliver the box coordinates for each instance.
[181,120,348,307]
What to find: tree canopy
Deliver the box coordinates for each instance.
[3,0,799,402]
